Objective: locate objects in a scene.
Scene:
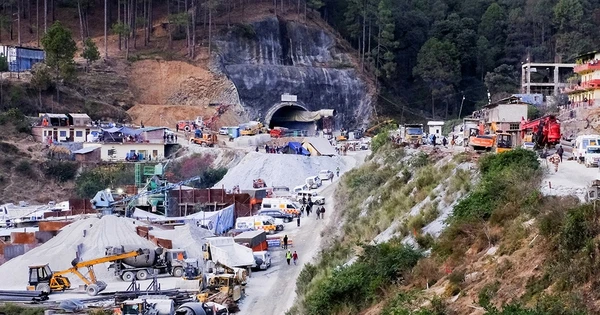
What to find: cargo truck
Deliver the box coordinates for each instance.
[106,246,197,281]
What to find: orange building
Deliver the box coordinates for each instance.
[565,52,600,108]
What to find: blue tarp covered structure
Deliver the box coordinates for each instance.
[287,141,310,156]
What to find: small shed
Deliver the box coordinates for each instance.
[233,230,268,252]
[427,121,445,136]
[38,113,68,127]
[68,113,92,126]
[72,146,101,163]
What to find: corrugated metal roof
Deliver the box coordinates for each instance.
[68,113,90,119]
[72,146,100,154]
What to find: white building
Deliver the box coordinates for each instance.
[427,121,444,136]
[83,142,165,161]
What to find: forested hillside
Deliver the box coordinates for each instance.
[315,0,600,121]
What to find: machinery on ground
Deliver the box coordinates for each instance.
[106,246,199,281]
[190,133,218,147]
[462,117,480,146]
[252,178,266,188]
[519,115,561,149]
[365,119,395,137]
[178,117,204,132]
[468,126,513,153]
[27,248,144,296]
[402,124,424,147]
[240,121,266,136]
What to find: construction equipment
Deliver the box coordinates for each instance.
[495,132,513,153]
[178,117,204,132]
[27,248,144,296]
[468,125,513,153]
[252,178,266,188]
[240,121,266,136]
[269,127,288,138]
[520,115,561,149]
[365,119,395,137]
[190,133,218,147]
[402,124,424,147]
[115,298,175,315]
[106,246,199,281]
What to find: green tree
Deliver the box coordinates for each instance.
[374,0,398,79]
[484,64,518,100]
[413,38,461,117]
[40,21,77,105]
[0,54,7,72]
[81,37,100,72]
[112,21,131,59]
[30,63,52,107]
[553,0,583,32]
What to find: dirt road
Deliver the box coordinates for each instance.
[238,151,367,315]
[540,158,599,202]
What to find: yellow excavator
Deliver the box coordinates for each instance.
[27,248,144,296]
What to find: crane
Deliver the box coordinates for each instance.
[27,248,144,296]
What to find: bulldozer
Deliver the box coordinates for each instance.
[27,248,144,296]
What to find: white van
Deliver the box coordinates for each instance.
[574,135,600,162]
[261,198,301,216]
[305,176,322,189]
[295,190,325,205]
[293,184,308,194]
[584,145,600,167]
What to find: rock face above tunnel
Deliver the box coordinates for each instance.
[214,17,372,128]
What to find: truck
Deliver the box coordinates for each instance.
[106,246,197,281]
[178,117,204,132]
[402,124,424,146]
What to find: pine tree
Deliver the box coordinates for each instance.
[82,38,100,72]
[41,21,77,105]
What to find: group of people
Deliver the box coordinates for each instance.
[299,196,325,219]
[264,144,286,154]
[282,235,299,265]
[163,133,177,143]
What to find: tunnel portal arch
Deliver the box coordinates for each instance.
[264,102,310,129]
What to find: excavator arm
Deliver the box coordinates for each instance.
[52,249,144,287]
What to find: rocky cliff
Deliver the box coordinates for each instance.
[214,17,372,128]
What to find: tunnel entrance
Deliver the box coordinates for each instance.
[265,102,336,136]
[265,103,314,133]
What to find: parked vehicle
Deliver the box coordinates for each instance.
[292,184,308,194]
[295,190,325,205]
[574,135,600,163]
[219,127,229,135]
[521,142,535,150]
[105,246,195,281]
[235,216,277,233]
[318,170,334,181]
[260,198,301,216]
[305,176,322,189]
[190,133,218,147]
[252,251,272,270]
[584,145,600,167]
[257,209,294,223]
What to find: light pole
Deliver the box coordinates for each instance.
[458,95,465,119]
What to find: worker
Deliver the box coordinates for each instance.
[297,215,300,227]
[292,251,298,265]
[432,134,437,147]
[320,206,325,219]
[442,137,448,148]
[283,235,288,249]
[557,145,564,162]
[315,207,320,220]
[548,152,561,172]
[286,250,292,265]
[336,166,340,177]
[177,252,184,261]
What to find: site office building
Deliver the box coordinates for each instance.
[475,96,528,146]
[82,127,168,161]
[32,113,97,143]
[565,51,600,107]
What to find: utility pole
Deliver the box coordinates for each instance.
[458,95,465,119]
[104,0,108,58]
[431,94,435,118]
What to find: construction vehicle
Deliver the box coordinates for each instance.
[178,117,204,132]
[365,119,395,137]
[27,248,144,296]
[116,298,175,315]
[252,178,266,188]
[269,127,288,138]
[519,115,561,149]
[106,246,199,281]
[495,132,513,153]
[462,117,480,146]
[240,121,266,136]
[402,124,424,146]
[190,133,218,147]
[177,302,229,315]
[468,125,513,153]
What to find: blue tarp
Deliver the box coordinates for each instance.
[101,127,122,133]
[513,94,544,106]
[121,127,143,136]
[287,142,310,156]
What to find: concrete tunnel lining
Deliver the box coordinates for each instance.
[264,102,310,128]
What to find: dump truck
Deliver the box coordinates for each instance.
[106,246,198,281]
[402,124,424,146]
